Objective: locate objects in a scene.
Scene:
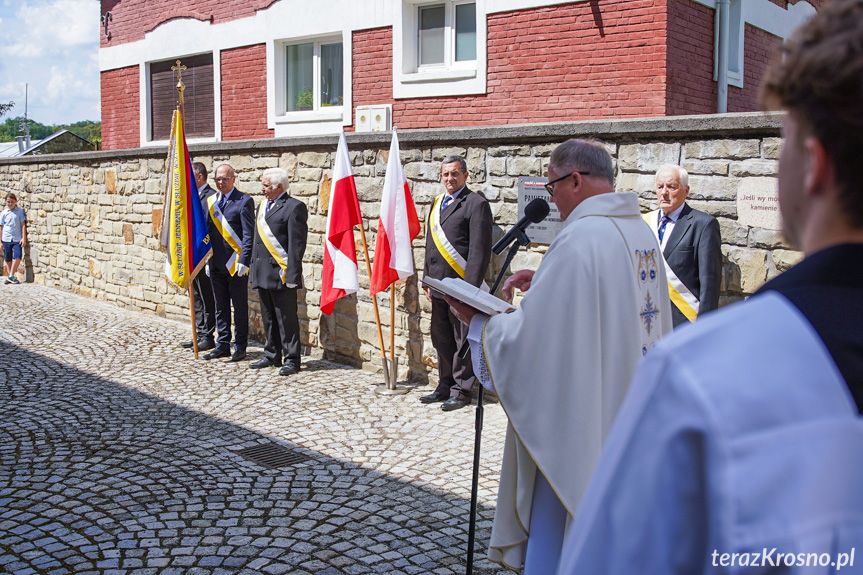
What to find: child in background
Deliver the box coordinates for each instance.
[0,193,27,284]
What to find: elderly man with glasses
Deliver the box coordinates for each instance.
[446,138,672,573]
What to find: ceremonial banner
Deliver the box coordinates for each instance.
[165,109,211,289]
[321,131,363,315]
[370,128,420,294]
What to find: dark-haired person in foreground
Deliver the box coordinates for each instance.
[559,2,863,573]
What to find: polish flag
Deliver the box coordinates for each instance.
[321,131,363,315]
[371,128,420,295]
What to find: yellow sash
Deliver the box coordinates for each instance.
[642,211,698,322]
[429,193,467,278]
[257,201,289,284]
[208,194,242,275]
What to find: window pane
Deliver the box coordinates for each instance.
[455,3,476,62]
[150,54,214,140]
[320,42,343,107]
[419,5,445,66]
[287,43,314,112]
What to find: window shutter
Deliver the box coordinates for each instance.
[150,54,214,141]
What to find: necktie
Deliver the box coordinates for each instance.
[658,215,671,243]
[217,193,226,211]
[441,194,453,212]
[266,200,274,215]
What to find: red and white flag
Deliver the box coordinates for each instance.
[321,131,363,315]
[371,128,420,295]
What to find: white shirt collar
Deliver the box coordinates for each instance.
[660,202,686,225]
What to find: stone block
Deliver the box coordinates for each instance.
[684,139,761,160]
[492,203,518,225]
[730,159,778,177]
[279,153,298,180]
[488,157,506,177]
[89,259,102,279]
[254,156,279,169]
[355,177,385,202]
[718,217,748,246]
[687,175,739,201]
[488,145,531,157]
[771,248,803,272]
[616,172,656,195]
[725,246,768,294]
[688,200,736,218]
[399,148,422,163]
[432,147,468,161]
[749,228,790,250]
[533,144,557,157]
[618,143,681,172]
[404,162,441,182]
[288,182,319,197]
[123,224,134,244]
[299,152,330,168]
[298,168,323,181]
[736,177,781,230]
[228,155,254,172]
[762,138,783,159]
[681,159,729,176]
[506,157,540,177]
[106,169,117,194]
[318,174,332,214]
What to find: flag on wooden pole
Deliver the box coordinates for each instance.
[370,128,420,294]
[321,131,363,315]
[165,108,211,289]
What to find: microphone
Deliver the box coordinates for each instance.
[492,198,550,255]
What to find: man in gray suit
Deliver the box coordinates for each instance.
[650,165,722,328]
[249,167,308,376]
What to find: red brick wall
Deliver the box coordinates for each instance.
[220,44,274,141]
[352,0,668,130]
[100,0,277,47]
[666,0,716,115]
[101,66,140,150]
[728,25,780,112]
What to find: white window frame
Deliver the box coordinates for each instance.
[713,0,744,88]
[394,0,487,99]
[272,34,347,125]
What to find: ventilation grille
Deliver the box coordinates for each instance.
[236,442,311,469]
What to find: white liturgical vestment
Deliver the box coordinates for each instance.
[477,192,672,569]
[558,292,863,575]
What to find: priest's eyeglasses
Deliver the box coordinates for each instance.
[544,171,591,196]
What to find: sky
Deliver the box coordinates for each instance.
[0,0,100,126]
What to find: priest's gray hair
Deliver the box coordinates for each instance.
[549,139,614,185]
[263,167,290,190]
[441,155,468,174]
[656,164,689,189]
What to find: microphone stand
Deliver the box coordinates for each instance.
[465,227,532,575]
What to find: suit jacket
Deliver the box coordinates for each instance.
[198,182,215,213]
[250,194,308,291]
[207,187,255,272]
[423,186,493,296]
[662,202,722,326]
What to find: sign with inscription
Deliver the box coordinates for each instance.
[737,178,782,231]
[517,176,564,245]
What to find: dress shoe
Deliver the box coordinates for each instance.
[250,358,282,369]
[441,396,471,411]
[230,350,246,362]
[197,339,216,351]
[279,363,300,376]
[181,340,195,349]
[419,391,448,404]
[203,348,230,360]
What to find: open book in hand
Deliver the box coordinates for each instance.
[422,276,515,316]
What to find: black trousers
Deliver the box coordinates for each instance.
[258,287,301,366]
[430,295,476,399]
[210,269,249,352]
[192,270,215,341]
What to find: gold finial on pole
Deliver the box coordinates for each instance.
[171,60,187,111]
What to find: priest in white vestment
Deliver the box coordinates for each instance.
[560,4,863,572]
[446,139,672,572]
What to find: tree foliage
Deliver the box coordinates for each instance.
[0,101,14,118]
[0,116,100,145]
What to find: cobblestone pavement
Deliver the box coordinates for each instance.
[0,285,513,575]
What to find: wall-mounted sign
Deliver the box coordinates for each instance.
[517,176,564,245]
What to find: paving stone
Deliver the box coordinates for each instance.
[0,285,510,574]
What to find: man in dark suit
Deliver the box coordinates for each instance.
[421,156,493,411]
[181,162,216,351]
[249,168,308,376]
[652,165,722,328]
[203,164,255,362]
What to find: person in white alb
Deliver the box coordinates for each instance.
[446,139,672,573]
[558,3,863,573]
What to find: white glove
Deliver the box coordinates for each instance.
[235,263,249,277]
[205,264,210,277]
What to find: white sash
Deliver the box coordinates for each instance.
[208,194,242,275]
[257,201,289,284]
[642,210,699,321]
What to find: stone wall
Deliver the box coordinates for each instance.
[0,112,796,382]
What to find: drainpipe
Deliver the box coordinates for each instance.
[16,136,24,153]
[716,0,730,113]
